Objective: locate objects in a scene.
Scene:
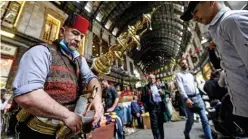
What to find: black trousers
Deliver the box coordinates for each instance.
[133,115,143,128]
[233,115,248,135]
[18,122,55,139]
[179,104,187,117]
[149,102,164,139]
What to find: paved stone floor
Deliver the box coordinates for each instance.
[126,120,205,139]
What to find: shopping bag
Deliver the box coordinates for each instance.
[171,108,181,121]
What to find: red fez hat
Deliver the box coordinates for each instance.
[71,15,90,34]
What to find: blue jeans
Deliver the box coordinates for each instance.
[184,95,213,139]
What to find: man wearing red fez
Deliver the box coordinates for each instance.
[12,13,103,139]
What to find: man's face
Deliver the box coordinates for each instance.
[101,81,107,89]
[61,26,84,51]
[148,76,156,84]
[192,2,216,25]
[180,60,188,70]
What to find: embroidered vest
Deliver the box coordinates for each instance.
[44,42,81,111]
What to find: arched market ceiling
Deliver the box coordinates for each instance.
[52,1,195,73]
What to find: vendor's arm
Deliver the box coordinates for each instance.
[13,46,81,132]
[80,57,102,103]
[80,57,103,123]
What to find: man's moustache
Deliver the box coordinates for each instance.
[71,43,79,48]
[182,66,187,70]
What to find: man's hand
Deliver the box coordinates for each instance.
[158,89,163,95]
[186,99,194,108]
[4,103,12,113]
[209,41,216,50]
[107,107,115,113]
[136,113,141,118]
[86,78,103,126]
[62,112,82,133]
[148,89,152,95]
[92,102,104,125]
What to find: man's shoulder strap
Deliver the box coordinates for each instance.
[75,56,82,70]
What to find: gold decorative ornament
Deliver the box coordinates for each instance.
[92,7,158,75]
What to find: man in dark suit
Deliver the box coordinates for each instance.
[141,74,165,139]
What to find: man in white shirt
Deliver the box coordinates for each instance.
[176,59,212,139]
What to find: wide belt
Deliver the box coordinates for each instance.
[16,109,61,135]
[188,93,200,98]
[27,116,61,135]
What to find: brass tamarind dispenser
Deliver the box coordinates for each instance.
[92,7,158,75]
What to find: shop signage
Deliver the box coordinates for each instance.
[123,81,129,85]
[1,43,17,56]
[101,75,116,82]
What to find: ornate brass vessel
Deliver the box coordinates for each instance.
[92,8,157,75]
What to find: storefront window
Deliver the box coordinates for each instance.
[193,40,200,58]
[1,1,24,27]
[92,34,100,57]
[42,14,61,44]
[101,40,108,55]
[195,24,202,41]
[196,71,205,88]
[129,61,134,75]
[123,55,127,70]
[202,63,212,80]
[0,58,13,89]
[118,59,122,69]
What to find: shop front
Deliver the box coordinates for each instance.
[195,70,206,92]
[202,62,213,80]
[99,74,117,84]
[123,80,130,90]
[196,71,205,83]
[0,42,18,89]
